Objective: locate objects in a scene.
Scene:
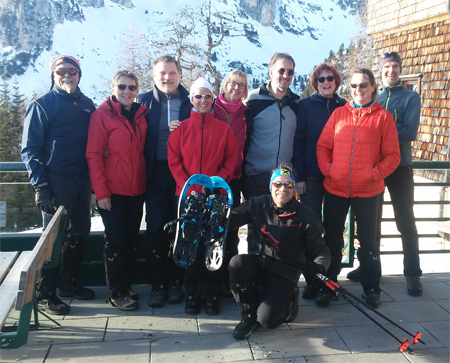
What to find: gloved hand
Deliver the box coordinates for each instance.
[305,262,325,279]
[35,186,56,215]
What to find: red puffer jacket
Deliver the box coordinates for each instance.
[168,108,237,196]
[86,97,148,200]
[316,101,400,198]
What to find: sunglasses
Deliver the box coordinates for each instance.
[350,83,371,89]
[116,84,138,91]
[228,80,245,89]
[317,76,335,83]
[193,94,213,100]
[54,68,78,76]
[381,52,400,59]
[277,68,294,76]
[271,181,295,189]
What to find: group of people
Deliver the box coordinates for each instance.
[20,50,423,341]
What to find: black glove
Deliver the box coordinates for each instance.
[305,262,325,279]
[35,186,56,215]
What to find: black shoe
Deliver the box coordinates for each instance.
[58,282,95,300]
[346,267,361,282]
[109,289,139,311]
[167,284,183,304]
[363,291,380,308]
[302,283,319,299]
[205,296,220,315]
[406,276,423,296]
[233,314,259,340]
[127,289,139,301]
[148,286,166,308]
[286,287,299,323]
[185,296,200,315]
[38,297,70,315]
[314,288,332,307]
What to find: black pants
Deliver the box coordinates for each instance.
[323,190,383,294]
[144,161,183,287]
[37,174,91,300]
[99,194,145,291]
[381,166,422,277]
[228,254,297,329]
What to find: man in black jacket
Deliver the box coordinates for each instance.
[21,55,96,315]
[228,164,330,340]
[136,55,191,307]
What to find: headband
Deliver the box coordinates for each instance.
[269,168,295,191]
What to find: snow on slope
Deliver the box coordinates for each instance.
[14,0,360,104]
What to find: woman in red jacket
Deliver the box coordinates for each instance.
[213,70,250,296]
[168,77,237,315]
[316,68,400,308]
[86,70,148,311]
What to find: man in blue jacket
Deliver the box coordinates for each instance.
[347,52,423,296]
[21,55,96,315]
[136,55,191,307]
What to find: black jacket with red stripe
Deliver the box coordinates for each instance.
[229,195,330,284]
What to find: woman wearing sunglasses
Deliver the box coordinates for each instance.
[316,68,400,308]
[226,163,330,340]
[212,70,250,297]
[293,63,346,305]
[86,70,148,311]
[168,77,237,315]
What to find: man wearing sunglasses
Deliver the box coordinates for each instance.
[136,55,192,308]
[243,53,300,252]
[347,52,423,297]
[227,163,330,340]
[21,55,96,315]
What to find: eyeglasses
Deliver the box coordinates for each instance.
[277,68,294,76]
[350,83,371,89]
[271,181,295,189]
[317,76,335,83]
[381,52,400,59]
[228,80,245,89]
[193,94,213,100]
[54,68,78,76]
[116,84,138,91]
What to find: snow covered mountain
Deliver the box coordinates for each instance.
[0,0,363,103]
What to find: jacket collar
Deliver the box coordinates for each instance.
[380,80,403,92]
[264,196,297,217]
[311,92,346,104]
[153,83,190,103]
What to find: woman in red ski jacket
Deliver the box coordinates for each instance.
[316,68,400,309]
[86,70,148,311]
[168,77,237,316]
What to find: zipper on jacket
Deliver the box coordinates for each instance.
[167,94,172,126]
[348,109,361,197]
[394,108,397,122]
[200,114,205,174]
[276,112,284,166]
[46,140,56,165]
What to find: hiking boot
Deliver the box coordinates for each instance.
[233,314,259,340]
[109,290,139,311]
[406,276,423,296]
[38,297,70,315]
[148,286,166,308]
[346,266,361,282]
[302,283,319,299]
[205,296,220,315]
[363,291,380,308]
[167,284,183,304]
[314,287,335,307]
[58,282,95,300]
[185,295,200,315]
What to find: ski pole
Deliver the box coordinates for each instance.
[316,273,425,346]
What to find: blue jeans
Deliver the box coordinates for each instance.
[300,176,325,222]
